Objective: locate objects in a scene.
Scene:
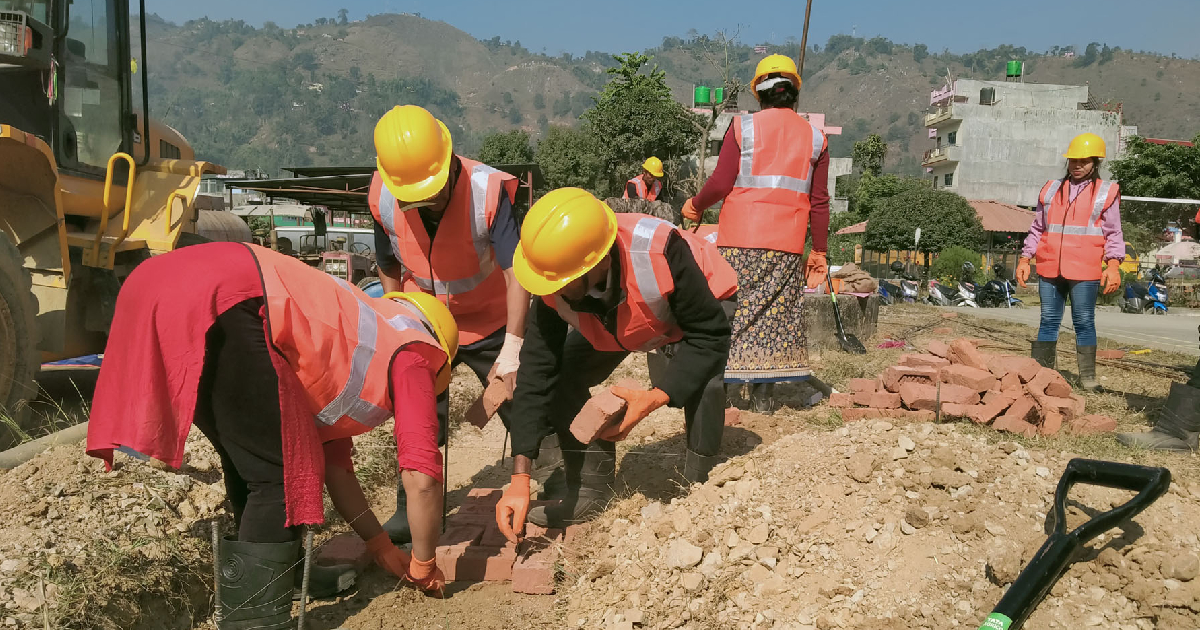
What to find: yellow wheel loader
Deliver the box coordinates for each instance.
[0,0,224,447]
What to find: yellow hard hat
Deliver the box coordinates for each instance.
[642,156,664,178]
[374,105,454,203]
[1064,133,1107,159]
[751,54,802,100]
[512,187,619,297]
[383,291,459,393]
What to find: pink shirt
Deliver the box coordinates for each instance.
[1022,179,1125,262]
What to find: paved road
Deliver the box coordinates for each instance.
[945,306,1200,357]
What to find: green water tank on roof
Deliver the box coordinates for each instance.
[694,85,711,105]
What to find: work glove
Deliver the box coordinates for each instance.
[804,251,828,290]
[492,333,523,396]
[681,198,701,223]
[1101,259,1122,295]
[404,555,446,596]
[1016,257,1031,288]
[600,387,671,441]
[365,531,411,579]
[495,473,531,544]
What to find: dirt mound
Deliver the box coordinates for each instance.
[559,420,1200,630]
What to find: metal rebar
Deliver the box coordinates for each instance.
[211,521,222,624]
[297,528,313,630]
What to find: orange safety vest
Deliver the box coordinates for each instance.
[1033,178,1119,281]
[369,157,519,345]
[248,244,447,442]
[717,108,827,255]
[623,176,662,201]
[546,214,737,353]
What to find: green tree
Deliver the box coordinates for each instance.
[848,55,870,75]
[337,8,349,25]
[850,173,929,216]
[535,126,603,193]
[580,52,702,196]
[533,93,545,110]
[478,130,534,164]
[913,44,928,63]
[552,92,572,117]
[930,245,982,283]
[864,189,984,254]
[827,211,864,265]
[853,134,887,176]
[1109,134,1200,250]
[508,106,524,124]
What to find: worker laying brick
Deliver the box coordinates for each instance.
[86,243,452,628]
[369,105,530,544]
[494,188,736,537]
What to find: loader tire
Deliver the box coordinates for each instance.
[0,237,40,449]
[175,232,213,249]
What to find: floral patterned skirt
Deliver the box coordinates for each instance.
[719,247,809,382]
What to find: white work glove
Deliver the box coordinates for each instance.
[493,333,523,396]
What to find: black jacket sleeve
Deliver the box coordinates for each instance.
[657,232,731,407]
[508,298,569,460]
[625,181,640,199]
[374,221,402,275]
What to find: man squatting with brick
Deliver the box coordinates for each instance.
[493,188,737,536]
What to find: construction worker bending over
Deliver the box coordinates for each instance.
[623,156,665,201]
[682,54,831,413]
[87,243,451,628]
[368,105,530,544]
[494,188,736,538]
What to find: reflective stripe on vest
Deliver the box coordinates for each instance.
[374,163,501,295]
[734,113,826,194]
[314,278,434,428]
[629,217,674,331]
[626,177,661,201]
[1044,181,1113,238]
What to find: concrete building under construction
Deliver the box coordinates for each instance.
[922,78,1138,207]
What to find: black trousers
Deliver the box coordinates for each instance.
[435,326,512,444]
[548,331,726,459]
[193,298,296,543]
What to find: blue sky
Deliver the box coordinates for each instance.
[147,0,1200,59]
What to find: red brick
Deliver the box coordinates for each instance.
[941,403,972,418]
[445,511,498,527]
[829,392,855,408]
[993,415,1038,437]
[569,389,627,444]
[939,364,999,393]
[852,391,875,407]
[464,396,491,429]
[315,533,372,572]
[479,525,513,548]
[982,390,1014,408]
[512,548,557,594]
[1045,378,1073,398]
[932,327,953,335]
[1069,414,1118,435]
[482,379,510,418]
[1016,360,1044,384]
[882,366,939,392]
[868,392,902,409]
[1034,394,1078,420]
[999,372,1022,393]
[1025,367,1066,397]
[437,544,517,582]
[439,524,486,548]
[941,312,959,319]
[948,339,990,371]
[849,378,878,394]
[1040,411,1064,436]
[900,353,951,369]
[898,382,938,410]
[926,340,952,358]
[1000,398,1039,424]
[467,488,503,504]
[966,401,1008,425]
[1096,349,1125,360]
[724,408,742,426]
[842,408,935,423]
[1069,394,1087,418]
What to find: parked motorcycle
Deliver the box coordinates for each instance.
[955,262,979,308]
[928,262,979,307]
[879,261,920,305]
[978,263,1024,308]
[1123,267,1169,314]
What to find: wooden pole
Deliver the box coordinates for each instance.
[797,0,815,76]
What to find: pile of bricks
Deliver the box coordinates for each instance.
[829,338,1118,437]
[434,488,576,595]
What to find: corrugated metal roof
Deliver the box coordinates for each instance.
[833,200,1034,236]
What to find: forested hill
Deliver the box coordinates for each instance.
[144,12,1200,175]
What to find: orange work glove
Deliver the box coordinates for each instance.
[1016,257,1031,288]
[365,531,411,579]
[804,251,828,290]
[495,473,531,544]
[405,555,445,596]
[681,198,701,223]
[1101,259,1122,295]
[600,387,671,441]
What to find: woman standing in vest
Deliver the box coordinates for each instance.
[623,156,664,201]
[681,54,831,412]
[1016,133,1124,390]
[87,243,452,629]
[493,188,735,537]
[368,105,530,544]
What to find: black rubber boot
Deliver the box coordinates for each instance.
[1031,340,1057,370]
[749,383,776,415]
[216,537,299,630]
[1077,345,1100,391]
[533,433,567,500]
[527,440,616,528]
[293,552,356,601]
[381,483,410,544]
[1117,382,1200,451]
[683,450,721,485]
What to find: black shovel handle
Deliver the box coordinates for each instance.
[979,459,1170,630]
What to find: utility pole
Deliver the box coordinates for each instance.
[798,0,815,76]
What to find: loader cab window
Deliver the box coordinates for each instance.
[0,1,49,22]
[59,0,127,174]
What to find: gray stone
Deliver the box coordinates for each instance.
[665,539,704,569]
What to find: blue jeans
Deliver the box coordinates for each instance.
[1037,277,1100,346]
